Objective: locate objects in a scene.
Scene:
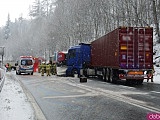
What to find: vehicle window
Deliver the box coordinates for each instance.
[21,60,33,65]
[68,49,76,58]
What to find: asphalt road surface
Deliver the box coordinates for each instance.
[12,72,160,120]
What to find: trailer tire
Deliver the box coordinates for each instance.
[102,68,106,81]
[105,68,110,82]
[109,69,117,84]
[136,79,143,85]
[126,79,131,85]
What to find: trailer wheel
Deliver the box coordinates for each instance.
[109,69,117,83]
[136,79,143,85]
[105,68,110,82]
[125,79,131,85]
[102,68,106,81]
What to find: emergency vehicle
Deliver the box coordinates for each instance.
[15,56,34,75]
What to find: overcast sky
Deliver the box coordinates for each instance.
[0,0,34,27]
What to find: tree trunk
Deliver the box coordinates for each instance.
[153,0,160,43]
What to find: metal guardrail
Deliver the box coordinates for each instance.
[0,68,5,92]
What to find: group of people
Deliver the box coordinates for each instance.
[38,61,57,76]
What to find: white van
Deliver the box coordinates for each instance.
[15,56,34,75]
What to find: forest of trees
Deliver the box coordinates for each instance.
[0,0,159,61]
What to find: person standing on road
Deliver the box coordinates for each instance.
[46,63,51,76]
[53,62,57,75]
[5,63,9,72]
[8,63,12,71]
[147,65,155,82]
[40,62,46,76]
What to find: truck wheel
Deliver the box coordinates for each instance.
[71,69,78,77]
[136,79,143,85]
[126,79,131,85]
[106,68,110,82]
[103,68,108,82]
[83,69,88,77]
[109,69,117,84]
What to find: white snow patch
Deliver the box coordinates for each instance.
[0,72,34,120]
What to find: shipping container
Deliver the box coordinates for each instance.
[91,27,153,69]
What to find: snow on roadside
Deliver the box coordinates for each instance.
[152,66,160,84]
[0,72,34,120]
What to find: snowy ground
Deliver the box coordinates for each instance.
[151,66,160,84]
[0,72,35,120]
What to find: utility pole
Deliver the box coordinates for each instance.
[0,47,5,68]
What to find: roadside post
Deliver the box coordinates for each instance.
[0,47,5,68]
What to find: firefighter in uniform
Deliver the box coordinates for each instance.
[50,61,54,75]
[53,62,57,75]
[40,62,46,76]
[38,63,41,73]
[46,63,51,76]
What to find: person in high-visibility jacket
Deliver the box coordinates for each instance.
[40,62,46,76]
[46,63,51,76]
[53,63,57,75]
[38,64,41,73]
[50,62,54,75]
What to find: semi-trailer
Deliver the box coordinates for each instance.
[66,27,153,84]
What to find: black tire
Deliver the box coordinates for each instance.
[102,68,106,81]
[71,69,78,77]
[83,69,88,77]
[136,79,143,85]
[109,69,117,84]
[106,68,110,82]
[125,79,131,85]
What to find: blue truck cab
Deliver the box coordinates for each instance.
[66,43,91,77]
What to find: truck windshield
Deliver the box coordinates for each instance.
[68,49,76,59]
[21,60,33,65]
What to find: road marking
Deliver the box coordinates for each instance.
[58,79,160,112]
[43,92,98,99]
[151,91,160,94]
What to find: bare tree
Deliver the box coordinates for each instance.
[153,0,160,43]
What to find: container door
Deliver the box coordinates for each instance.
[119,27,153,69]
[135,28,153,69]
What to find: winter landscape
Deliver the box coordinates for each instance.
[0,0,160,120]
